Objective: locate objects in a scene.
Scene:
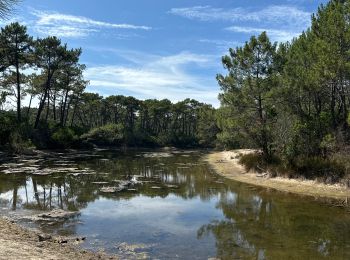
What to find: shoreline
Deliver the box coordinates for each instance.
[205,150,350,201]
[0,217,117,260]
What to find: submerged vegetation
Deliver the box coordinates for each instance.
[0,0,350,184]
[2,150,350,258]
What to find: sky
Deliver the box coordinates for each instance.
[3,0,327,107]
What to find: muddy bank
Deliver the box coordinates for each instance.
[0,217,117,260]
[206,150,350,200]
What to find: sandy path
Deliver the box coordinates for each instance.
[206,150,350,200]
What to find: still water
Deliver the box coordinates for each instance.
[0,149,349,259]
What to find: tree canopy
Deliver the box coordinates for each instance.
[217,0,350,182]
[0,0,350,183]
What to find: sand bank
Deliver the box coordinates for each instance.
[206,150,350,200]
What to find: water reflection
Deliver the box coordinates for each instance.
[0,150,349,259]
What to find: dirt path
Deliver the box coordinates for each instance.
[0,218,117,260]
[206,150,350,200]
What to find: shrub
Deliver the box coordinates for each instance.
[239,152,282,173]
[320,134,336,156]
[0,112,17,145]
[239,153,266,172]
[239,152,345,183]
[9,131,36,154]
[291,157,345,183]
[51,127,77,148]
[81,123,124,145]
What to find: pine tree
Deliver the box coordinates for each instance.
[217,32,277,158]
[0,22,32,122]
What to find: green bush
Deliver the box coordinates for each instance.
[239,152,345,183]
[320,134,336,156]
[169,133,197,148]
[239,153,266,172]
[51,127,77,148]
[9,131,36,154]
[291,157,345,183]
[81,123,124,145]
[239,152,282,172]
[0,112,17,145]
[131,130,158,147]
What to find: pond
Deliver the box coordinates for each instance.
[0,149,349,259]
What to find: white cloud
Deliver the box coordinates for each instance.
[170,5,247,22]
[35,25,97,38]
[169,5,310,27]
[83,195,209,235]
[170,5,311,42]
[84,51,220,106]
[199,39,240,51]
[31,9,151,38]
[225,26,300,42]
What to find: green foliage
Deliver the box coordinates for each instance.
[216,132,240,149]
[320,134,337,156]
[51,127,77,148]
[0,22,218,150]
[217,32,277,157]
[239,153,282,173]
[0,0,349,188]
[8,130,35,154]
[217,0,350,183]
[0,112,36,153]
[291,157,345,183]
[0,22,33,122]
[239,153,266,173]
[239,152,345,184]
[196,105,219,147]
[0,112,16,145]
[81,123,124,146]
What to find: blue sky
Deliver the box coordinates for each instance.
[4,0,327,107]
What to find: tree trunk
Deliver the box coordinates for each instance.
[26,93,33,121]
[34,71,52,128]
[53,91,56,121]
[60,88,69,126]
[45,94,50,122]
[15,60,21,122]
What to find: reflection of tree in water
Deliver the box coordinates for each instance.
[0,174,101,212]
[197,186,350,259]
[198,220,258,259]
[0,151,223,210]
[1,150,350,259]
[76,152,228,201]
[0,174,27,210]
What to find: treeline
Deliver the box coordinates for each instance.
[217,0,350,183]
[0,22,218,149]
[1,0,350,183]
[71,95,218,147]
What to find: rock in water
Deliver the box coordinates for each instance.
[100,187,118,193]
[36,209,78,220]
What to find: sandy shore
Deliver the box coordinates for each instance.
[0,218,117,260]
[206,150,350,200]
